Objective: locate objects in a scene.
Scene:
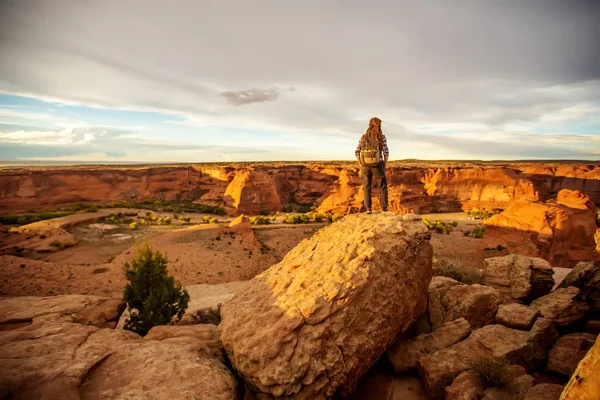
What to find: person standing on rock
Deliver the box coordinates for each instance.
[355,117,389,214]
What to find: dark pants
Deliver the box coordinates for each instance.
[361,164,388,211]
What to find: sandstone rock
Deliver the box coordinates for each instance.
[483,254,553,303]
[219,213,433,399]
[547,333,597,377]
[0,294,125,329]
[529,287,588,327]
[559,334,600,400]
[0,320,238,400]
[496,303,540,330]
[349,372,428,400]
[444,370,484,400]
[524,384,564,400]
[480,364,534,400]
[559,261,600,311]
[482,190,600,268]
[387,318,471,374]
[427,281,502,330]
[418,320,557,399]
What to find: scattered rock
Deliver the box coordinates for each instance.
[219,214,433,399]
[444,370,484,400]
[388,318,471,374]
[529,287,588,328]
[496,303,540,330]
[547,333,597,377]
[349,372,428,400]
[427,281,502,330]
[483,255,554,303]
[480,364,534,400]
[418,319,557,399]
[559,334,599,400]
[559,261,600,311]
[524,384,564,400]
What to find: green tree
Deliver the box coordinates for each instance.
[123,243,190,336]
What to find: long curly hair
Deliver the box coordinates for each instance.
[362,117,384,150]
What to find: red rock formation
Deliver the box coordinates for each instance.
[482,189,600,268]
[0,162,598,216]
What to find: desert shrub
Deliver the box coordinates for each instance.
[468,208,496,220]
[173,214,179,220]
[468,355,517,390]
[146,211,152,217]
[122,243,190,336]
[250,216,271,225]
[472,225,487,239]
[203,216,219,224]
[306,211,327,222]
[129,222,140,230]
[157,217,172,225]
[423,218,453,234]
[496,244,505,251]
[331,213,345,222]
[181,216,191,223]
[283,214,310,224]
[433,259,482,284]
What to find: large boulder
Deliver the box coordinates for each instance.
[529,287,588,328]
[0,319,238,399]
[425,278,502,330]
[219,213,433,399]
[0,294,125,329]
[483,255,554,303]
[387,318,471,374]
[482,190,600,268]
[418,319,558,399]
[547,333,597,377]
[559,334,600,400]
[559,261,600,312]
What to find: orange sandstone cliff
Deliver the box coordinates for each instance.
[0,162,598,216]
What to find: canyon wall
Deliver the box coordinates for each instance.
[0,162,598,215]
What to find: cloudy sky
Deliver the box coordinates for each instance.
[0,0,599,163]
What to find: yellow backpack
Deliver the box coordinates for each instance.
[360,139,382,167]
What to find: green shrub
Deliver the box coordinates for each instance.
[283,214,310,224]
[181,216,191,223]
[423,218,453,234]
[472,225,487,239]
[331,213,345,222]
[122,243,190,336]
[468,208,497,220]
[250,216,271,225]
[129,222,140,230]
[203,216,219,224]
[433,259,482,284]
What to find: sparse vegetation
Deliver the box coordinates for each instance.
[468,355,518,391]
[472,225,486,239]
[422,218,454,234]
[0,203,103,226]
[305,211,328,222]
[203,216,219,224]
[129,222,140,230]
[250,216,271,225]
[283,214,311,224]
[468,208,500,220]
[122,243,190,336]
[49,240,76,250]
[433,259,482,284]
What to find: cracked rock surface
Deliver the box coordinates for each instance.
[219,213,433,399]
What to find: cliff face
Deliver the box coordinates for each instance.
[0,162,598,215]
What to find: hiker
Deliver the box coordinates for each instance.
[355,117,389,214]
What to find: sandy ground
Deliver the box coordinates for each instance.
[0,210,573,297]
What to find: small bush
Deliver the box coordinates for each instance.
[468,355,517,390]
[250,216,271,225]
[203,216,219,224]
[472,225,487,239]
[123,243,190,336]
[283,214,310,224]
[49,240,75,250]
[181,216,191,223]
[433,259,482,284]
[423,218,453,234]
[129,222,140,230]
[468,208,496,220]
[215,235,221,241]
